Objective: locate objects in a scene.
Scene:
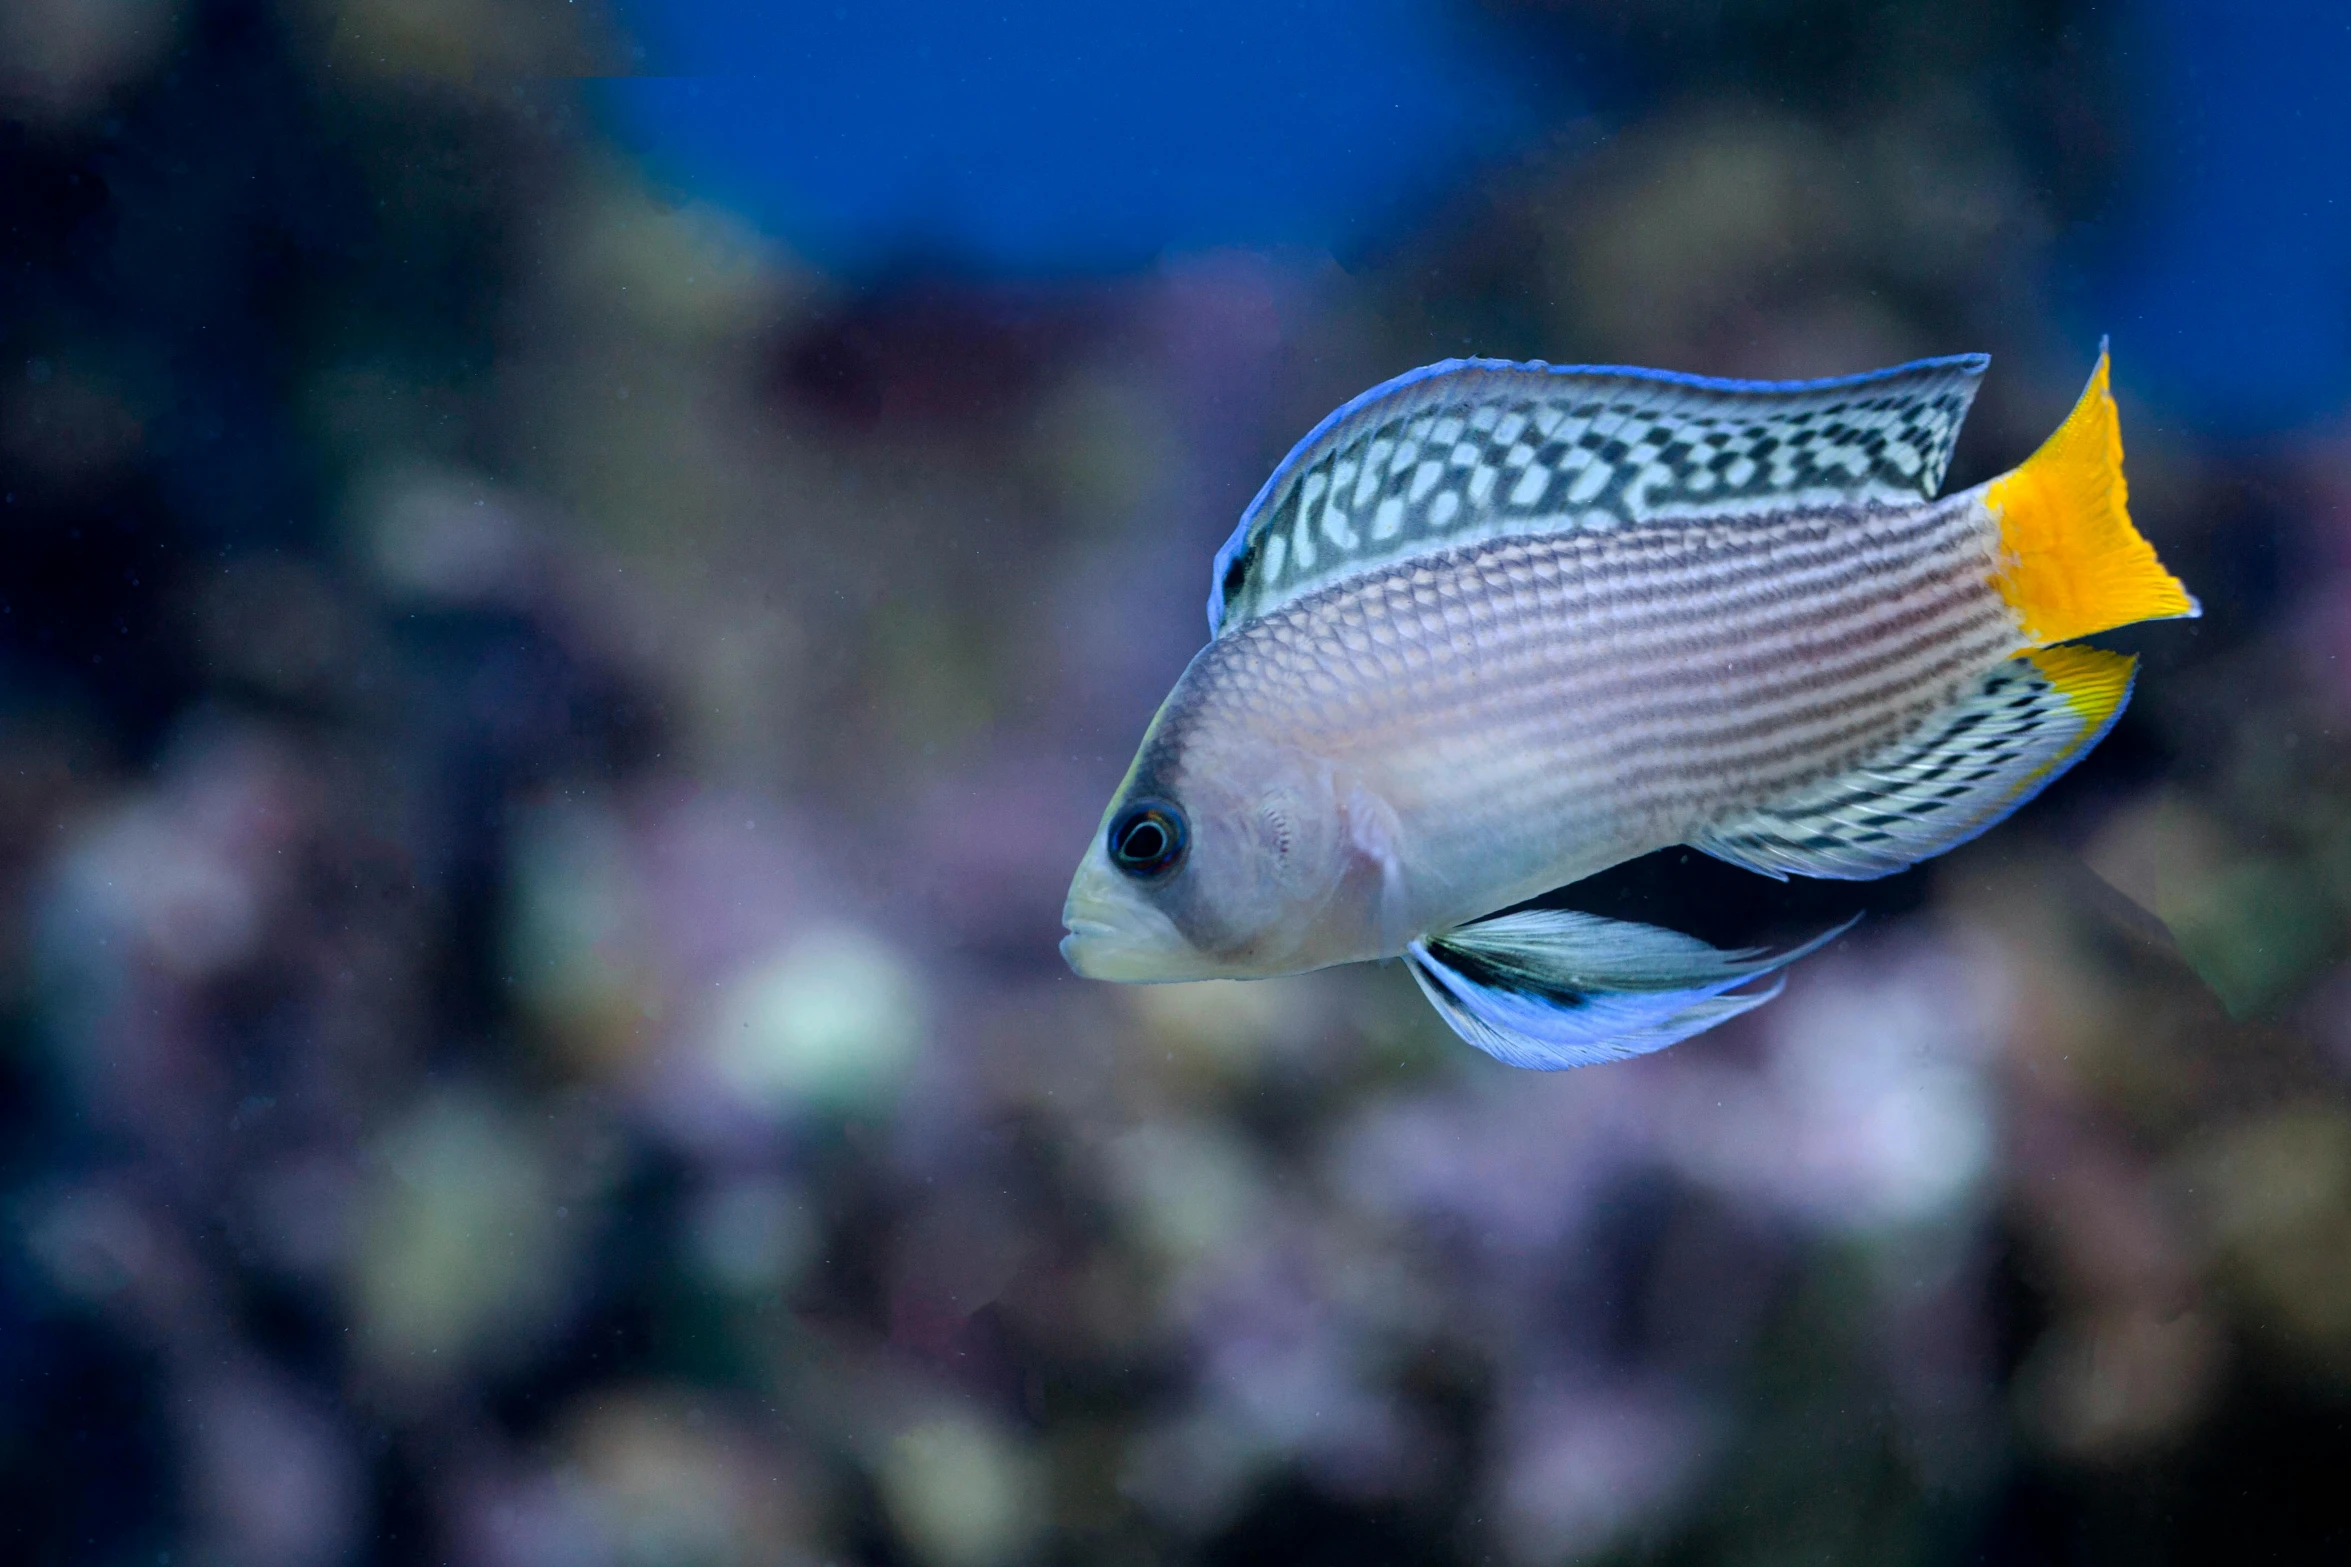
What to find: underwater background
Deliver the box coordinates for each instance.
[3,0,2350,1562]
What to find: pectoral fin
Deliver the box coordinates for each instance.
[1345,783,1412,956]
[1406,909,1854,1070]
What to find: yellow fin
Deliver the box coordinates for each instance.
[1982,348,2199,647]
[2021,644,2137,731]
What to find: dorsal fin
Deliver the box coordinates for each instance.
[1207,352,1989,634]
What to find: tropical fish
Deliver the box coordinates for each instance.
[1061,347,2197,1068]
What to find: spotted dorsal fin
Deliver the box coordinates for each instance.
[1207,352,1989,634]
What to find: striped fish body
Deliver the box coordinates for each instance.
[1160,492,2015,945]
[1065,348,2194,1067]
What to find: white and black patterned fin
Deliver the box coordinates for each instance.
[1692,646,2136,882]
[1407,909,1855,1070]
[1208,352,1989,633]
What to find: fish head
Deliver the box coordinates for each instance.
[1061,742,1382,982]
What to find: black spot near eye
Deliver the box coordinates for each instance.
[1109,799,1187,879]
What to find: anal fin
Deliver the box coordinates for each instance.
[1693,646,2136,882]
[1407,909,1853,1070]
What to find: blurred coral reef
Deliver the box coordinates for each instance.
[4,0,2351,1564]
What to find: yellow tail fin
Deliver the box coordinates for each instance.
[1983,347,2199,647]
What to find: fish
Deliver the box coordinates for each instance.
[1060,346,2197,1069]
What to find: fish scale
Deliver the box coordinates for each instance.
[1175,501,2020,931]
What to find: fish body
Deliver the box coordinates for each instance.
[1063,348,2195,1067]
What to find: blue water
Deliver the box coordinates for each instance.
[598,0,1560,275]
[2089,0,2351,434]
[607,0,2351,436]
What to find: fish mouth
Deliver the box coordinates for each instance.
[1060,913,1181,983]
[1060,865,1201,982]
[1057,923,1123,979]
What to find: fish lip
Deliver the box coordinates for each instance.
[1059,917,1138,979]
[1060,883,1188,981]
[1058,925,1122,979]
[1062,930,1181,982]
[1062,919,1229,983]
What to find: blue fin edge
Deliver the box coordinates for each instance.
[1405,947,1783,1070]
[1406,912,1859,1071]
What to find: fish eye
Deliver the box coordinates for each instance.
[1109,799,1187,879]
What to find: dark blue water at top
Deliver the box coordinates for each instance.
[597,0,1557,277]
[604,0,2351,439]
